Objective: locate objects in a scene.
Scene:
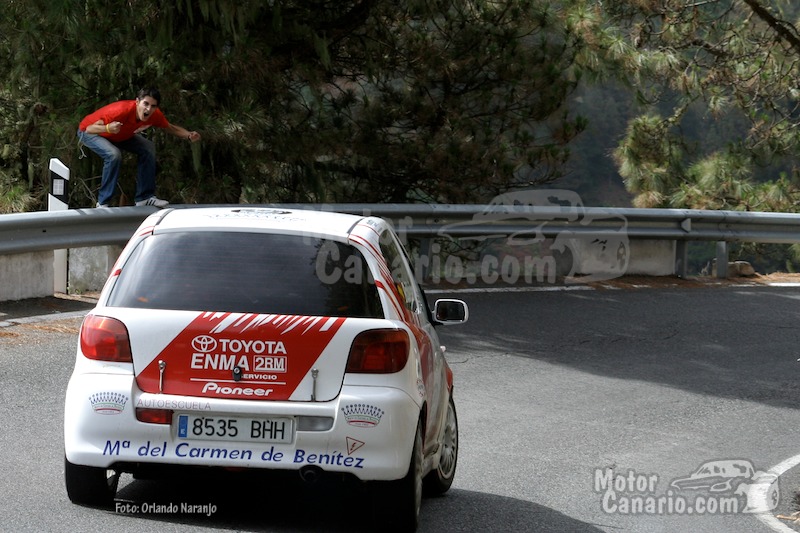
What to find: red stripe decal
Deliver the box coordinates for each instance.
[136,313,346,400]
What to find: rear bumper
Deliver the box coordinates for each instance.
[64,373,420,481]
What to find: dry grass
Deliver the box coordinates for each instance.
[588,273,800,290]
[24,322,81,334]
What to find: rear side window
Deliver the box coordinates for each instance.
[107,232,383,318]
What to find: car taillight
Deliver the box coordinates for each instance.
[346,329,410,373]
[80,315,133,363]
[136,408,173,424]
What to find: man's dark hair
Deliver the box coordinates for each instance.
[137,87,161,105]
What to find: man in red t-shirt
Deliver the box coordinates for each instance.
[77,88,201,207]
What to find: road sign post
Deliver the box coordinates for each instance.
[48,158,70,293]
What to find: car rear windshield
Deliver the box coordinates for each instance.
[106,231,384,318]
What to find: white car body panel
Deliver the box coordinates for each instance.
[64,207,463,485]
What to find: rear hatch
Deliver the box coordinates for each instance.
[102,228,387,401]
[119,309,365,402]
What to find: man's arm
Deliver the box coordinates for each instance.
[85,120,123,135]
[165,123,201,142]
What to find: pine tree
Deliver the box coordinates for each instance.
[0,0,592,210]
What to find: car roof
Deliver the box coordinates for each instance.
[152,207,380,240]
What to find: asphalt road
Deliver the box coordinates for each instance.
[2,284,800,532]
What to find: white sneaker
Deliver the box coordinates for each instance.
[135,196,169,208]
[96,202,110,208]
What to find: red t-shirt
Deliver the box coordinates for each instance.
[79,100,170,142]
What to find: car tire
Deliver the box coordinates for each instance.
[423,395,458,496]
[64,456,119,507]
[375,418,423,532]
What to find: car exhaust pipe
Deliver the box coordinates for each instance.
[298,465,324,484]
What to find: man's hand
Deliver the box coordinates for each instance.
[89,120,122,135]
[187,131,201,143]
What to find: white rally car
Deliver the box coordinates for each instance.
[64,207,468,531]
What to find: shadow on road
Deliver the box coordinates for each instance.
[110,469,602,532]
[434,286,800,410]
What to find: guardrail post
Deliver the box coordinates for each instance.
[48,158,70,293]
[675,241,688,278]
[716,241,729,279]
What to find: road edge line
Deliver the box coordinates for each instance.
[752,454,800,532]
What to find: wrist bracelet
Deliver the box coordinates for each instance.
[106,124,110,134]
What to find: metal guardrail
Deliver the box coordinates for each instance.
[3,203,800,277]
[0,206,159,254]
[314,204,800,243]
[4,203,800,247]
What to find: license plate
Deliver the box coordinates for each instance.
[176,414,293,444]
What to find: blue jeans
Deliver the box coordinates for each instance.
[77,130,157,205]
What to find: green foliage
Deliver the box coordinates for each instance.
[0,0,591,210]
[553,0,800,269]
[613,113,686,207]
[593,0,800,214]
